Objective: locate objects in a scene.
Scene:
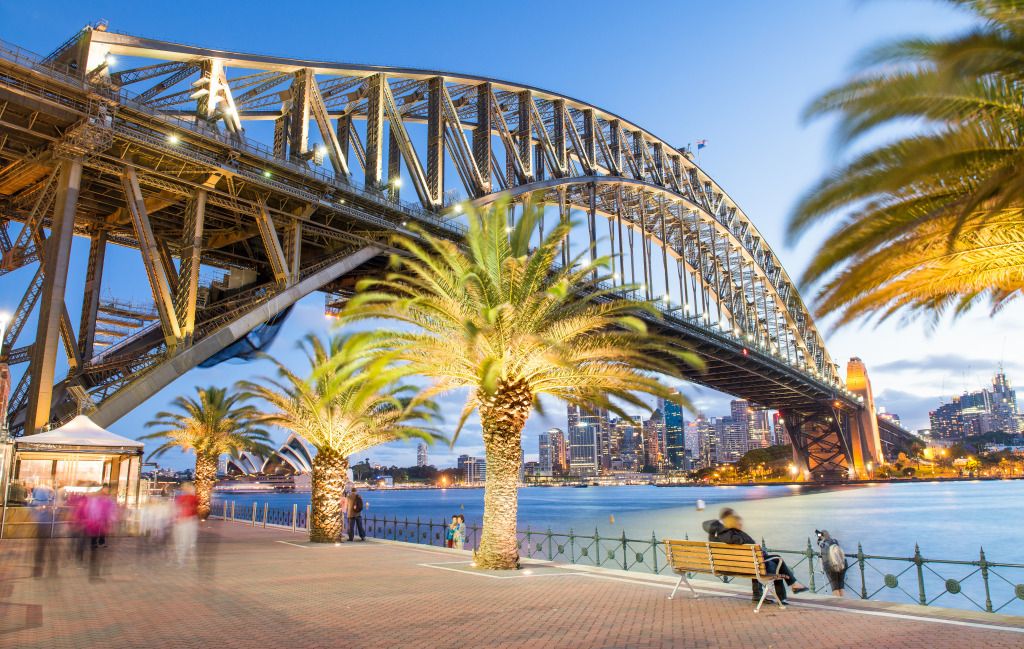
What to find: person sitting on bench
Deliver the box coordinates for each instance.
[702,508,808,603]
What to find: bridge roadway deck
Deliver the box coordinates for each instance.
[1,522,1021,648]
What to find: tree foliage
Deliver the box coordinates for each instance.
[790,0,1024,326]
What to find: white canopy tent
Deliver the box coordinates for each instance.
[16,415,145,450]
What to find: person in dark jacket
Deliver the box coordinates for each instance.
[702,508,808,603]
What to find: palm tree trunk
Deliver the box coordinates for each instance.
[310,448,348,543]
[477,385,532,570]
[194,452,218,521]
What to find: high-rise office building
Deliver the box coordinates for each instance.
[929,399,965,439]
[663,389,686,469]
[643,410,665,469]
[748,409,771,450]
[568,403,610,471]
[568,420,598,476]
[539,428,567,473]
[992,373,1020,433]
[772,412,790,446]
[416,443,428,467]
[696,413,714,468]
[684,421,701,469]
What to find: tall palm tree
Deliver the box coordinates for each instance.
[142,386,272,520]
[343,199,700,569]
[790,0,1024,327]
[240,331,443,543]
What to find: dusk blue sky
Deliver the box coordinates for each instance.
[3,1,1022,470]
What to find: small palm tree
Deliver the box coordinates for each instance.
[790,0,1024,326]
[344,199,700,569]
[142,386,272,520]
[240,331,443,543]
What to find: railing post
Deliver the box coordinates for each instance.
[251,504,256,527]
[429,518,433,545]
[621,530,628,571]
[806,538,816,592]
[652,532,659,574]
[306,505,310,531]
[292,504,297,532]
[595,528,601,567]
[980,547,994,613]
[914,544,927,606]
[525,525,531,558]
[547,526,553,561]
[858,542,867,599]
[416,516,421,545]
[263,503,268,528]
[569,527,576,564]
[231,501,235,521]
[473,520,479,551]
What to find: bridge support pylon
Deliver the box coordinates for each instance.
[780,405,854,482]
[846,357,884,479]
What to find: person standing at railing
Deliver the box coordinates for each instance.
[816,529,848,596]
[446,515,456,548]
[340,490,349,543]
[346,487,366,542]
[703,508,808,603]
[452,515,466,550]
[173,484,198,567]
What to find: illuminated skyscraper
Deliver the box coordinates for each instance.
[416,443,428,467]
[663,389,686,469]
[539,428,567,473]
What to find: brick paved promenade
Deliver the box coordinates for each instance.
[1,521,1022,648]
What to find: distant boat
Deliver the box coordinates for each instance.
[574,483,589,488]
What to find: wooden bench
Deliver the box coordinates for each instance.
[663,539,788,612]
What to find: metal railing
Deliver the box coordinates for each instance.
[208,501,1024,615]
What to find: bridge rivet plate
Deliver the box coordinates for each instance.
[884,574,899,589]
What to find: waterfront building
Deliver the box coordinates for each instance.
[457,454,487,483]
[416,443,428,467]
[663,389,686,469]
[217,455,229,477]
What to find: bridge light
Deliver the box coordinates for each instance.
[263,170,272,178]
[641,284,647,291]
[167,134,179,145]
[742,348,748,356]
[613,273,619,280]
[104,53,115,65]
[662,294,670,302]
[454,204,463,213]
[392,178,402,187]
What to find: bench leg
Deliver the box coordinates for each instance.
[754,579,785,613]
[668,573,698,600]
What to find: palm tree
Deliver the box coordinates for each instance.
[142,386,272,520]
[343,199,701,569]
[789,0,1024,327]
[240,331,443,543]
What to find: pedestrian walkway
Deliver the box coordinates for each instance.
[1,521,1021,648]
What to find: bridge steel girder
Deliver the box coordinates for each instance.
[780,406,854,482]
[0,27,861,445]
[25,159,81,435]
[89,245,382,428]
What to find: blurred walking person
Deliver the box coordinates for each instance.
[173,484,198,567]
[82,488,119,580]
[30,480,56,577]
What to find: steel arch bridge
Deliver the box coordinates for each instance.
[0,24,915,480]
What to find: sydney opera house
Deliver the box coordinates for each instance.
[221,434,315,477]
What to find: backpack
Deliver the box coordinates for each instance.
[352,494,363,514]
[821,538,847,573]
